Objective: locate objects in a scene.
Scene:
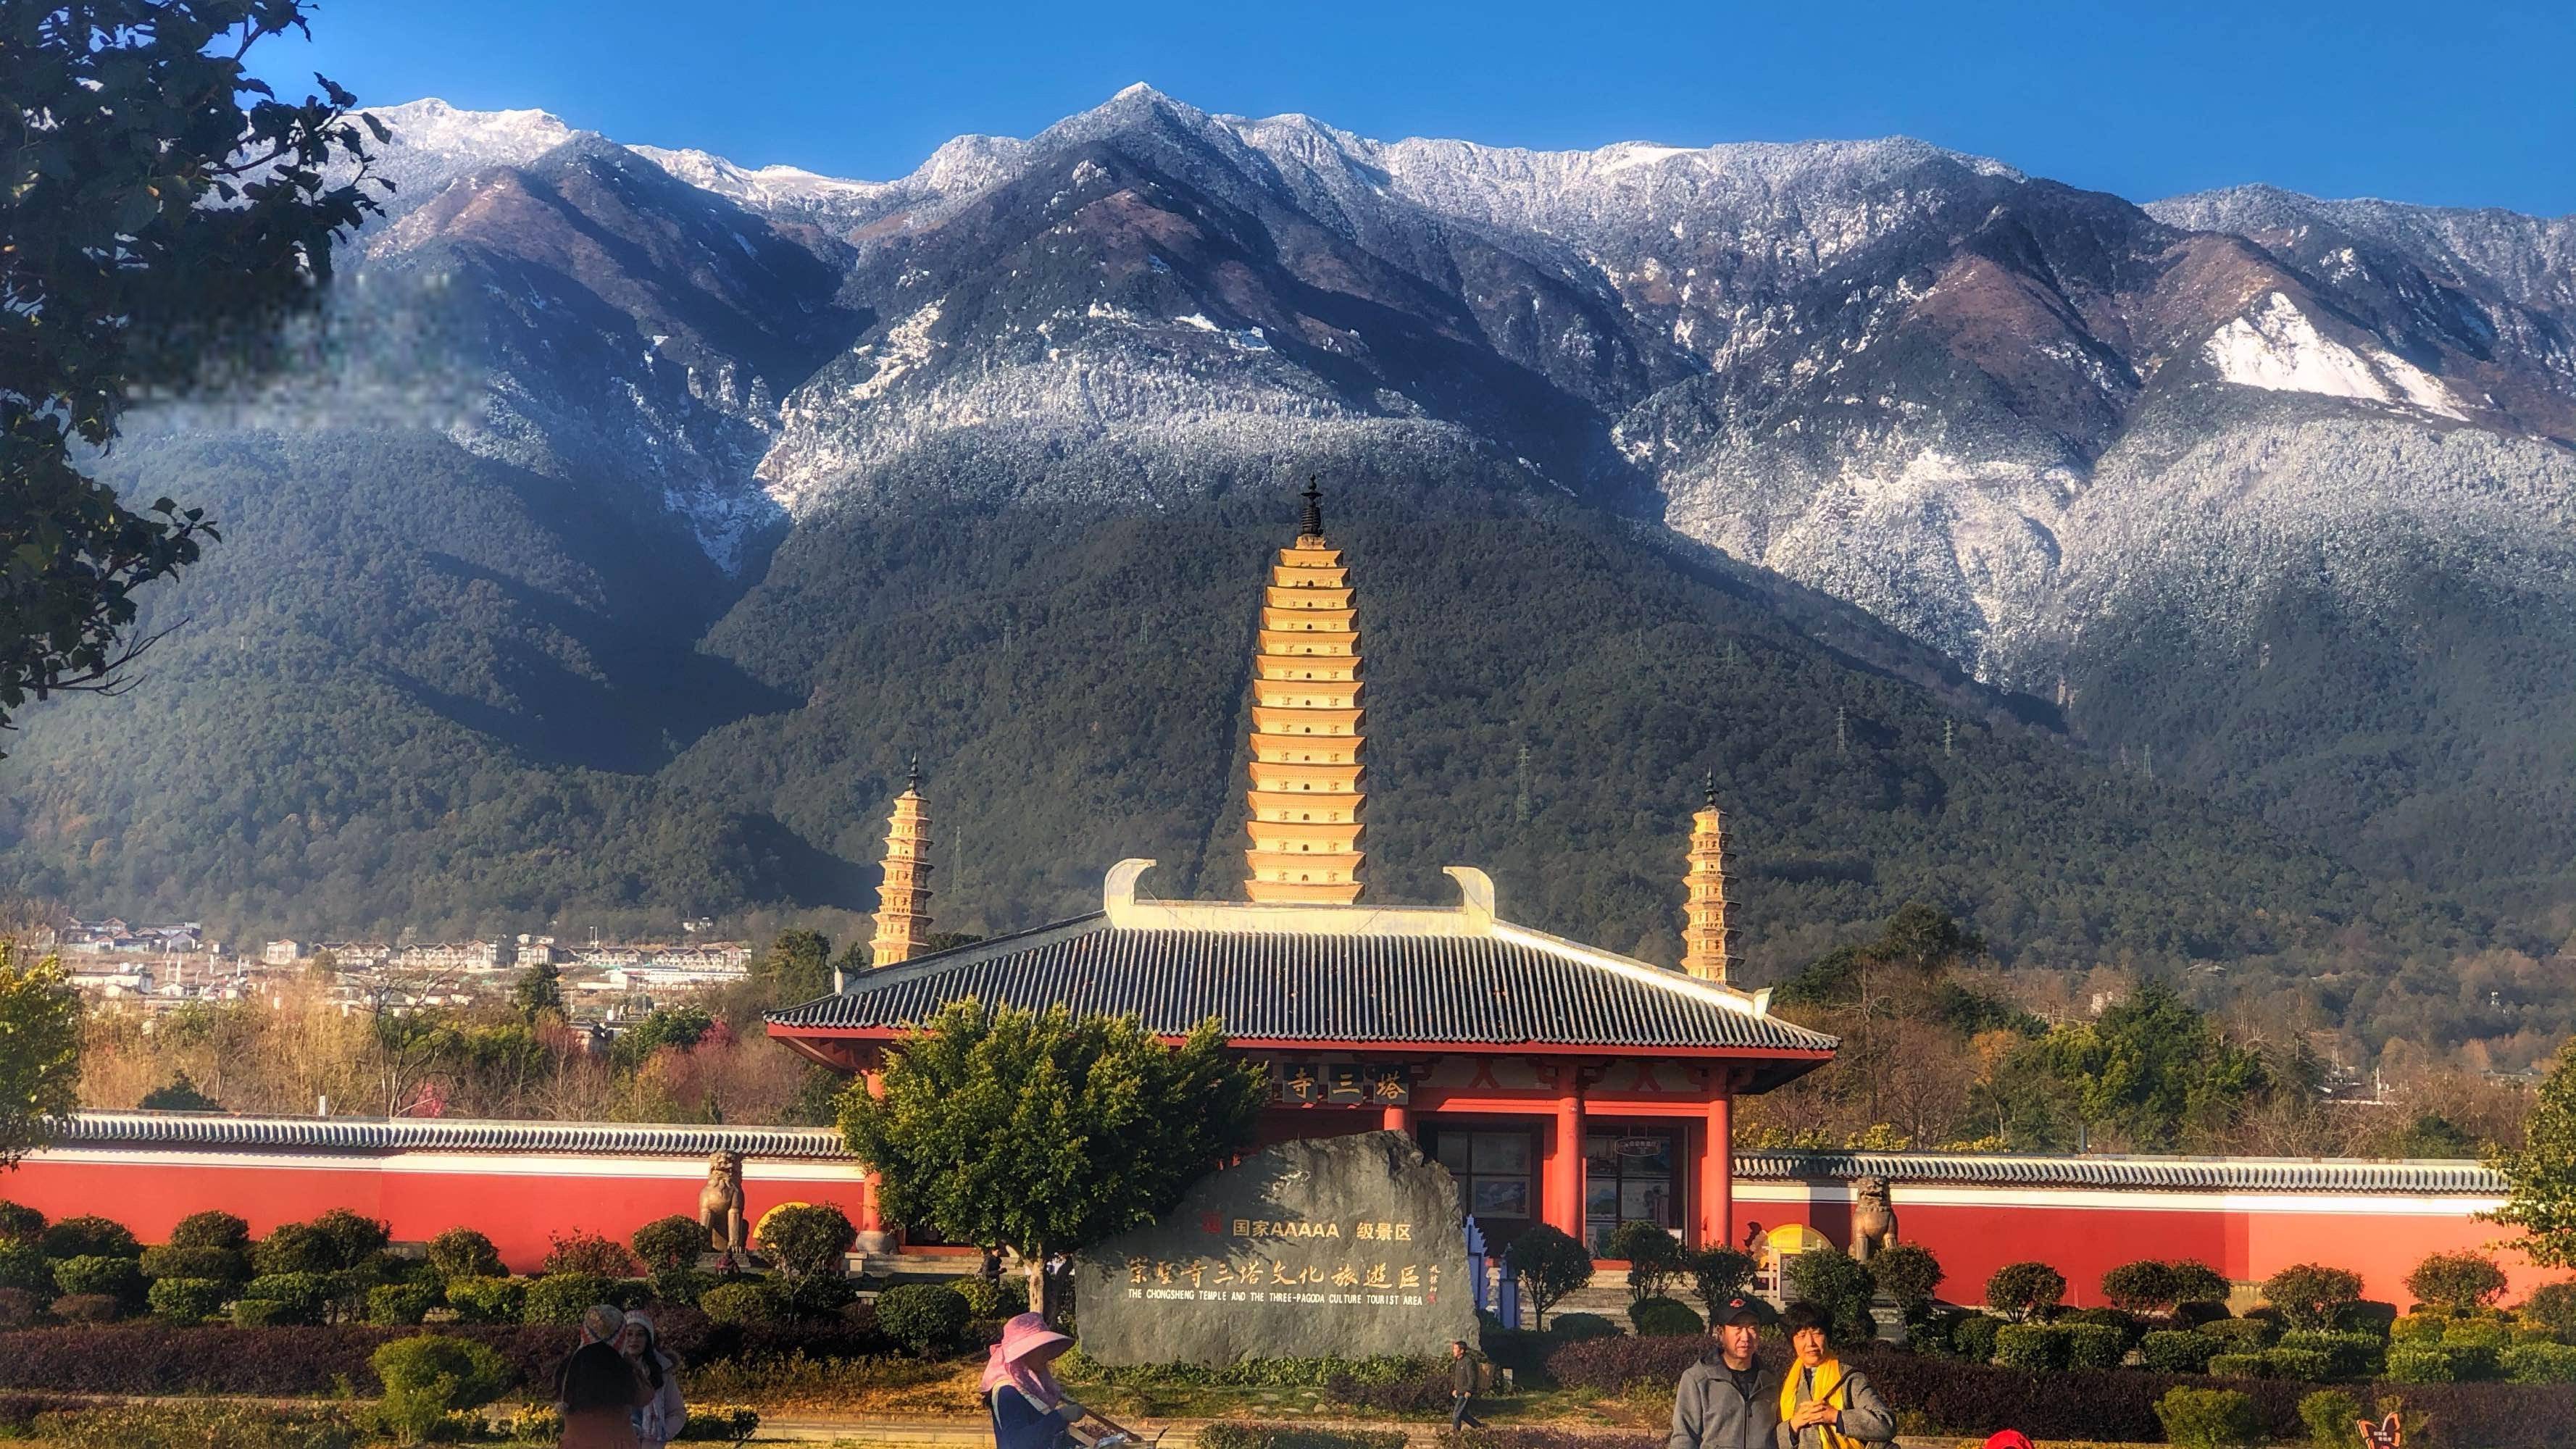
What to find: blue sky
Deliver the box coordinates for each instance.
[266,0,2574,214]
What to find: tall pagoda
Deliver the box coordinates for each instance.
[1243,481,1367,903]
[867,761,934,966]
[1681,772,1739,982]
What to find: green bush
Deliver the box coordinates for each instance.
[443,1275,525,1324]
[1993,1323,2068,1371]
[2443,1316,2510,1350]
[2503,1340,2576,1383]
[0,1240,52,1294]
[2199,1316,2280,1349]
[365,1282,440,1326]
[0,1200,43,1243]
[1504,1224,1598,1329]
[370,1334,512,1443]
[138,1244,248,1285]
[1548,1312,1621,1342]
[38,1216,139,1261]
[2062,1321,2128,1369]
[875,1282,972,1355]
[21,1400,364,1448]
[308,1211,391,1271]
[2332,1300,2398,1340]
[522,1272,610,1325]
[242,1271,330,1324]
[1195,1425,1409,1449]
[1864,1243,1943,1311]
[2205,1353,2271,1379]
[630,1216,707,1275]
[788,1273,859,1319]
[2277,1329,2379,1379]
[146,1276,230,1322]
[2262,1346,2332,1382]
[424,1228,504,1283]
[2101,1259,2179,1314]
[1983,1261,2066,1321]
[2297,1389,2364,1448]
[1785,1248,1877,1344]
[2446,1343,2502,1380]
[698,1278,788,1326]
[2389,1311,2447,1343]
[956,1276,1006,1316]
[2141,1329,2221,1374]
[251,1223,336,1277]
[754,1204,856,1280]
[1605,1221,1687,1301]
[230,1298,291,1327]
[2385,1345,2457,1382]
[649,1266,712,1308]
[2405,1250,2508,1314]
[2521,1281,2576,1340]
[51,1255,144,1306]
[2155,1387,2263,1449]
[1950,1313,2001,1363]
[1628,1295,1704,1337]
[2263,1264,2364,1330]
[165,1211,251,1253]
[2062,1306,2144,1348]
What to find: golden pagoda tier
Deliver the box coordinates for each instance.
[1680,772,1740,982]
[1244,483,1366,903]
[868,762,934,966]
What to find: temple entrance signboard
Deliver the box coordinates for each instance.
[1072,1130,1475,1365]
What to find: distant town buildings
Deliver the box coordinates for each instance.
[51,914,750,1028]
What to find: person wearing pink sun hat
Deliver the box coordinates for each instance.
[984,1311,1090,1449]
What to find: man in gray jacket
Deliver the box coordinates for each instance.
[1669,1295,1783,1449]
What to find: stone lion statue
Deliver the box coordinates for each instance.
[699,1150,747,1253]
[1848,1175,1898,1262]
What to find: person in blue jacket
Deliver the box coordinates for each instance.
[984,1311,1090,1449]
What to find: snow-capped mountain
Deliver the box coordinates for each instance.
[78,86,2576,924]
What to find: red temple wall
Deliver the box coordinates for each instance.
[5,1148,868,1272]
[1,1143,2543,1304]
[1737,1184,2546,1307]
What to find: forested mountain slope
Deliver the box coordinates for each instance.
[0,90,2560,1019]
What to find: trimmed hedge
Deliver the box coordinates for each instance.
[1628,1296,1704,1337]
[138,1245,247,1285]
[51,1256,143,1306]
[1995,1323,2069,1371]
[146,1277,230,1323]
[2142,1330,2222,1374]
[522,1272,609,1326]
[1542,1333,1708,1391]
[0,1313,892,1396]
[2504,1342,2576,1385]
[2206,1353,2269,1379]
[2199,1316,2279,1349]
[2063,1322,2127,1370]
[443,1277,525,1324]
[875,1282,972,1355]
[2156,1386,2262,1448]
[2263,1347,2332,1382]
[1949,1313,2001,1364]
[2277,1329,2381,1379]
[364,1282,438,1327]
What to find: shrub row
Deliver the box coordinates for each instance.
[0,1311,896,1396]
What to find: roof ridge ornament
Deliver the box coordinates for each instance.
[1299,476,1324,541]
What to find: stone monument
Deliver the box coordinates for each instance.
[1072,1130,1475,1366]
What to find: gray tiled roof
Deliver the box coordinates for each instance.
[51,1110,847,1159]
[763,914,1839,1065]
[45,1111,2509,1194]
[1734,1148,2506,1195]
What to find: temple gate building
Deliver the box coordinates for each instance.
[767,487,1840,1256]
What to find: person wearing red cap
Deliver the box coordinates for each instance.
[1668,1294,1784,1449]
[983,1311,1090,1449]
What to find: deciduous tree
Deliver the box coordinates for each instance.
[2490,1037,2576,1267]
[836,999,1264,1318]
[0,946,80,1166]
[2,1,384,742]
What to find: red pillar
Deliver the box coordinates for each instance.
[1381,1105,1413,1134]
[1699,1092,1733,1252]
[1546,1072,1585,1241]
[856,1173,884,1232]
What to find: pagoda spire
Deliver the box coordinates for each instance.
[869,761,934,966]
[1681,773,1738,982]
[1243,481,1367,903]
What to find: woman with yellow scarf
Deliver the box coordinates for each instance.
[1777,1303,1896,1449]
